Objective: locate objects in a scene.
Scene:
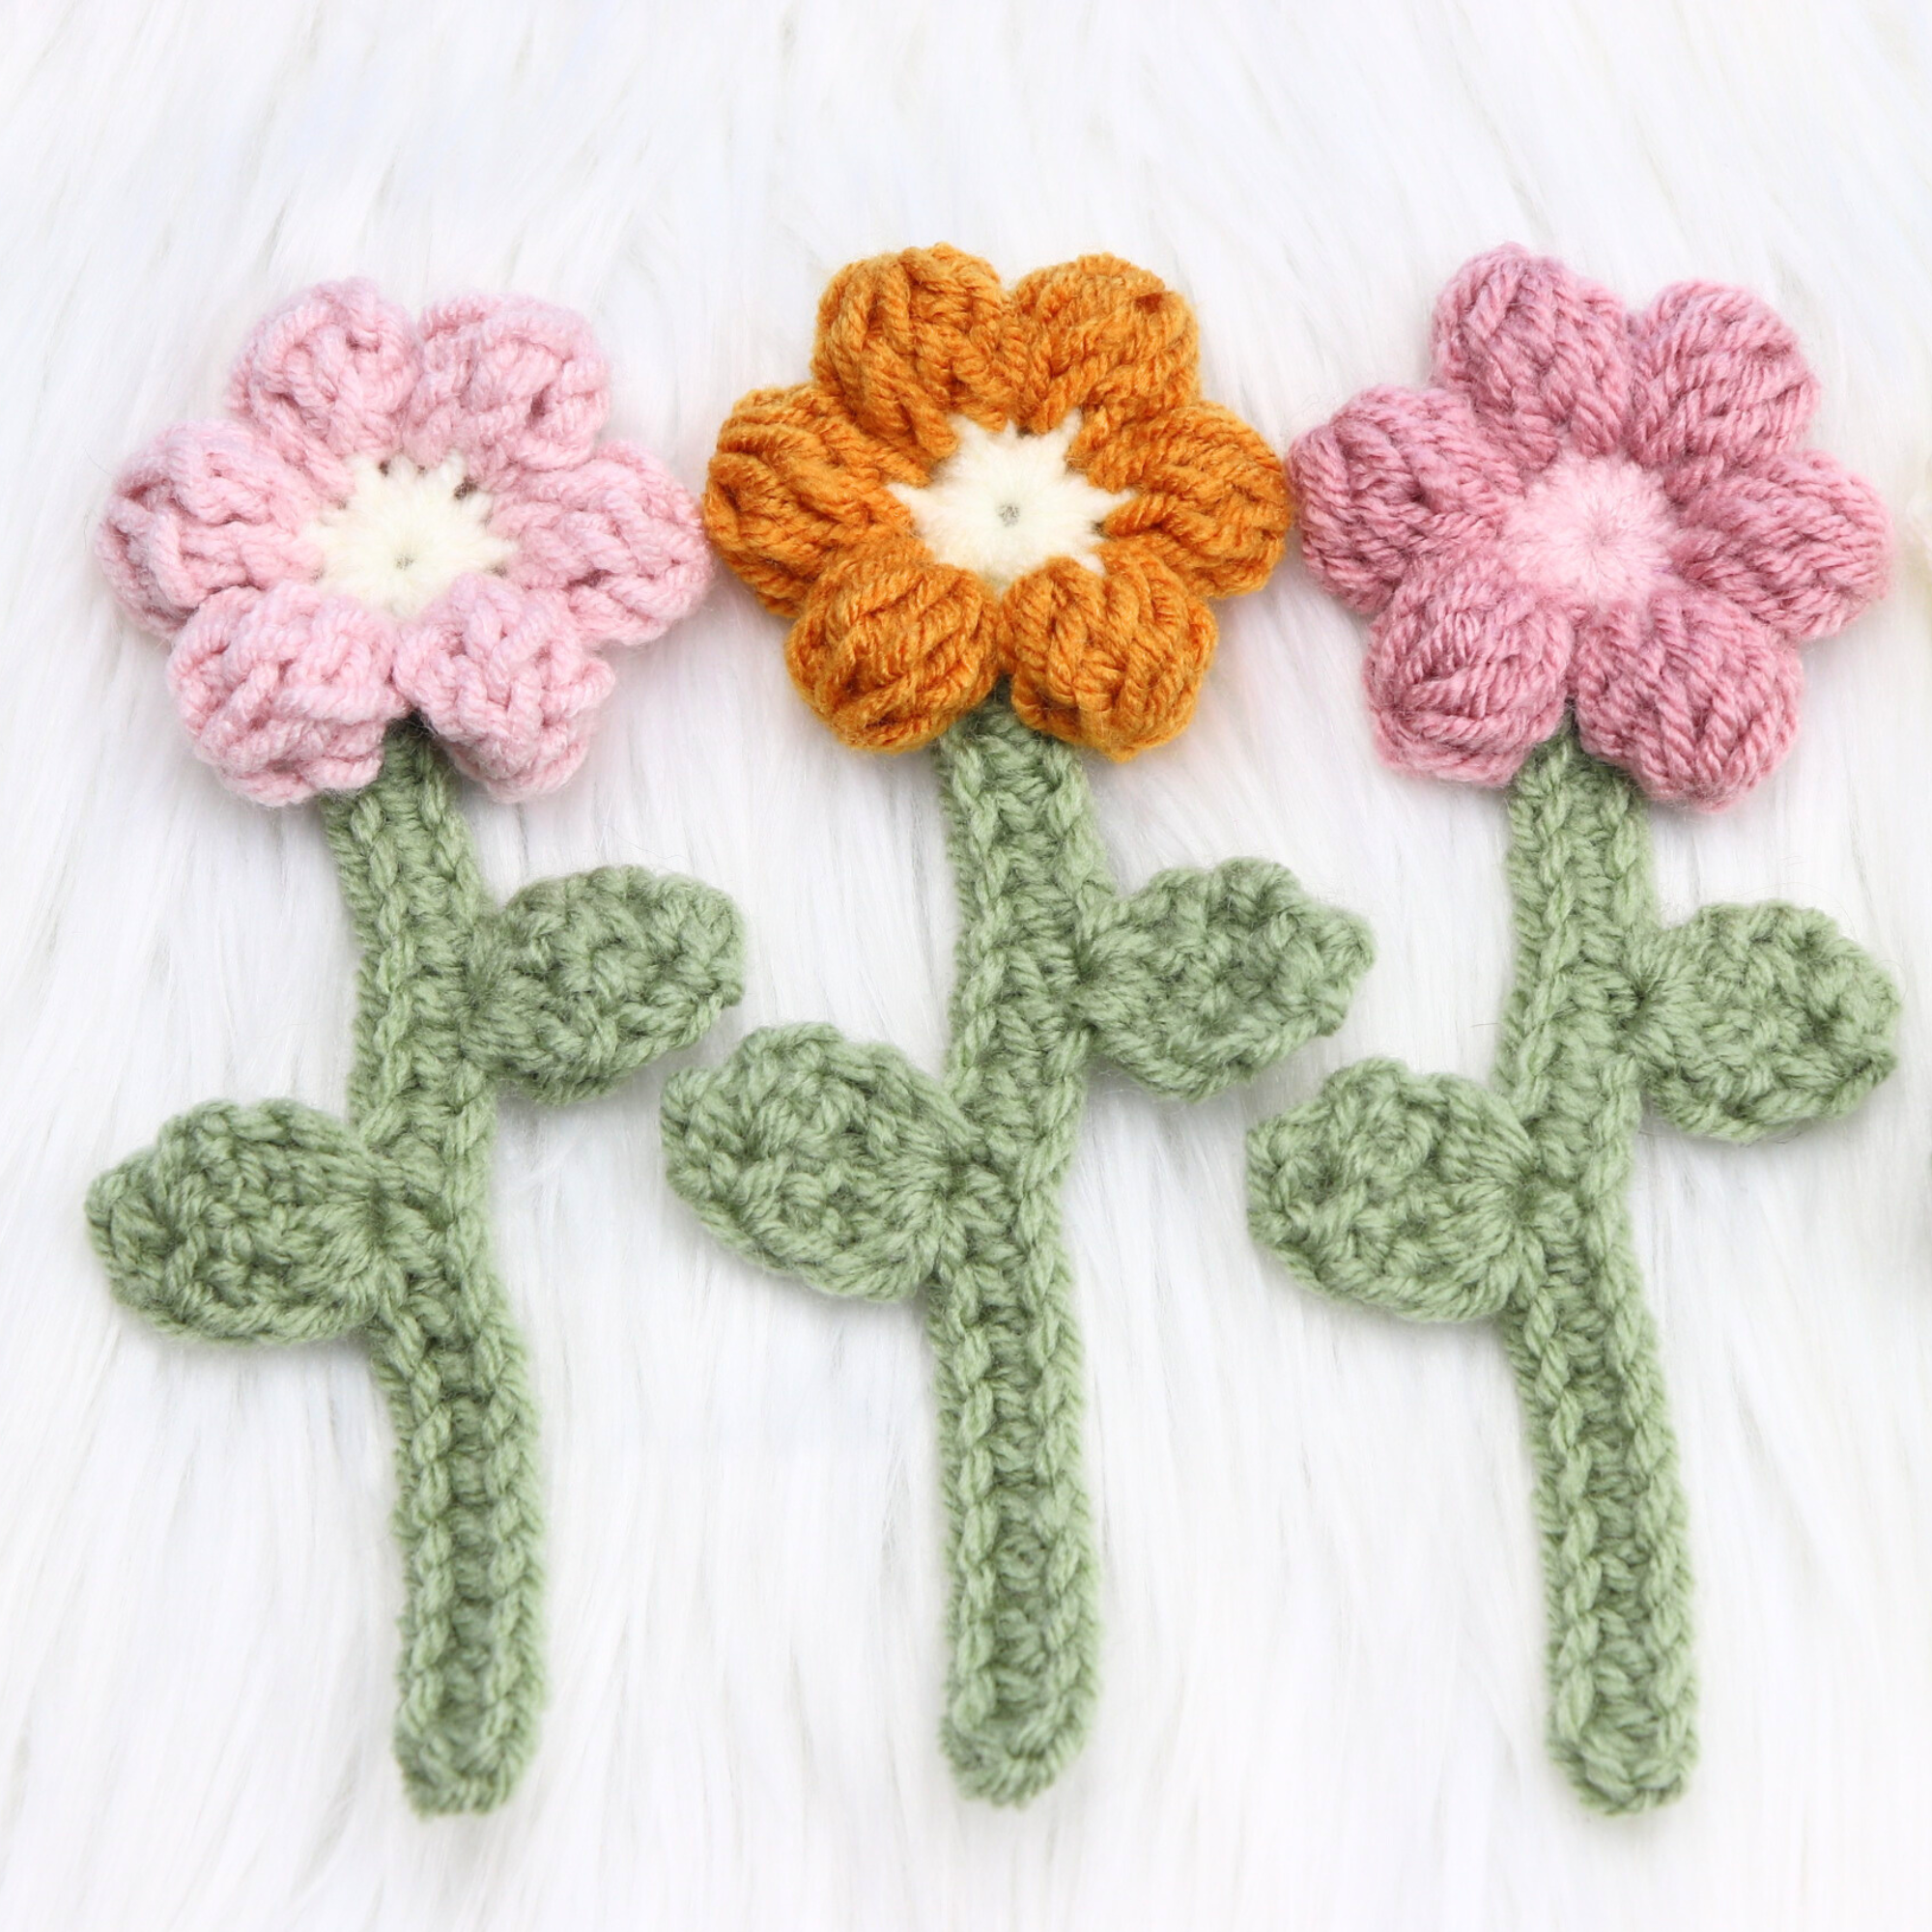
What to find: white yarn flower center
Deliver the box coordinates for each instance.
[307,455,514,619]
[890,414,1132,591]
[1499,453,1675,608]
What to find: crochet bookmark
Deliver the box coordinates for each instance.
[1247,245,1897,1812]
[664,247,1371,1802]
[86,283,741,1813]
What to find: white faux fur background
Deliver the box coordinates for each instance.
[5,0,1932,1924]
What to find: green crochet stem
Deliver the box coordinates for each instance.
[86,722,743,1815]
[663,687,1371,1804]
[1248,725,1897,1814]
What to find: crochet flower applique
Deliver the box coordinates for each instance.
[87,283,741,1815]
[1293,245,1889,806]
[704,243,1290,754]
[99,279,711,801]
[668,246,1372,1805]
[1248,246,1898,1815]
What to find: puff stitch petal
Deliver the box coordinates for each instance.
[1431,245,1631,469]
[1006,255,1200,441]
[394,578,613,799]
[1672,447,1889,639]
[226,280,420,494]
[1626,282,1821,492]
[99,419,323,637]
[167,582,405,804]
[1002,540,1216,758]
[1572,585,1801,809]
[810,246,1012,464]
[1291,385,1522,615]
[784,530,997,752]
[1080,401,1290,600]
[406,295,611,490]
[496,441,713,646]
[704,382,914,616]
[1364,551,1573,787]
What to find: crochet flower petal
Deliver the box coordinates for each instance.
[99,420,323,637]
[1080,401,1290,599]
[1672,447,1890,639]
[785,531,997,752]
[1290,386,1523,615]
[810,245,1011,465]
[406,296,611,492]
[1431,245,1631,469]
[707,383,916,613]
[1626,283,1821,492]
[226,281,421,493]
[167,583,405,804]
[1363,553,1573,786]
[394,580,614,800]
[1002,540,1216,757]
[704,382,914,617]
[1007,256,1199,440]
[496,441,713,646]
[1572,586,1801,809]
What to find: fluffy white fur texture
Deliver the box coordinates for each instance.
[4,1,1932,1926]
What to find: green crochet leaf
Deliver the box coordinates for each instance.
[476,867,745,1106]
[86,1099,397,1343]
[1081,858,1373,1102]
[1631,902,1899,1142]
[661,1023,970,1303]
[1247,1059,1536,1322]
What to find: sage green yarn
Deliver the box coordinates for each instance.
[87,722,743,1815]
[663,687,1371,1804]
[1248,725,1897,1814]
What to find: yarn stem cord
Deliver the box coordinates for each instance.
[86,721,746,1815]
[1249,723,1898,1812]
[1489,730,1692,1811]
[664,688,1372,1804]
[921,692,1114,1801]
[319,724,542,1813]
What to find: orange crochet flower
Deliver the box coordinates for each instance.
[705,247,1290,756]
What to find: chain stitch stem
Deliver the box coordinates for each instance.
[1492,726,1694,1811]
[321,721,544,1815]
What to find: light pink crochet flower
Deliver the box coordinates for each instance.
[1292,246,1890,808]
[99,281,712,804]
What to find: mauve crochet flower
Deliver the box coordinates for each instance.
[1292,245,1889,808]
[99,281,711,804]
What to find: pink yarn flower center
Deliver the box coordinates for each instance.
[1499,454,1675,609]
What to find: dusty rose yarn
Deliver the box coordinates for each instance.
[1292,245,1889,808]
[99,281,710,803]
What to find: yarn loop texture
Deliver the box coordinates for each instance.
[1290,244,1889,808]
[89,725,744,1812]
[704,245,1288,758]
[1257,248,1898,1814]
[684,252,1355,1802]
[99,280,712,803]
[664,691,1371,1803]
[1250,729,1896,1812]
